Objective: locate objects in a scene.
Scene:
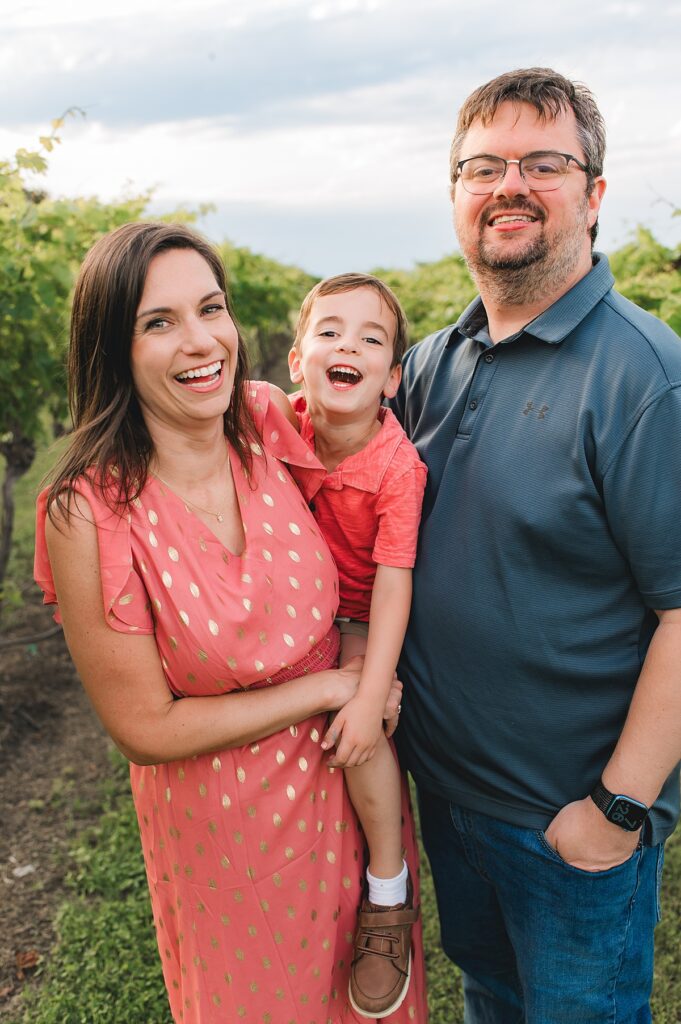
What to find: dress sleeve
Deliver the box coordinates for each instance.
[246,381,326,501]
[373,442,428,568]
[34,481,155,635]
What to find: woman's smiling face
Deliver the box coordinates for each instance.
[131,247,240,432]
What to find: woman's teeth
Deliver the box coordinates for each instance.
[176,361,222,381]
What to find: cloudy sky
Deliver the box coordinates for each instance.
[2,0,680,275]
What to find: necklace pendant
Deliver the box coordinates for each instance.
[216,513,224,523]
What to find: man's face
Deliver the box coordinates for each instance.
[452,101,605,290]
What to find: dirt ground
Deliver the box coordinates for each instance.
[0,590,112,1018]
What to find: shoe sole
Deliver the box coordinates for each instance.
[348,951,411,1019]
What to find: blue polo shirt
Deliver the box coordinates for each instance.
[391,254,681,844]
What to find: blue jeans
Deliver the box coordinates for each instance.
[417,787,664,1023]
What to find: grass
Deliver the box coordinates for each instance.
[3,447,680,1021]
[9,750,681,1023]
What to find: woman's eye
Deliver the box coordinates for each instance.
[203,303,225,315]
[146,317,170,331]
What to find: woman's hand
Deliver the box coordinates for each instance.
[324,655,364,711]
[383,674,403,739]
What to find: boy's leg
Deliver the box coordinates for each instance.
[337,627,418,1017]
[346,736,418,1019]
[345,735,404,878]
[337,626,403,882]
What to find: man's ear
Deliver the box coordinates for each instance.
[288,347,304,385]
[382,362,402,400]
[587,176,607,233]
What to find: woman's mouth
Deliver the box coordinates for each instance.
[175,360,224,391]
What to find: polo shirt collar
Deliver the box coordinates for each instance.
[448,253,615,348]
[291,397,406,497]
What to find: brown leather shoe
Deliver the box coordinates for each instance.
[348,875,419,1018]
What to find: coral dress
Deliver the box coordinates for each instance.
[35,382,428,1024]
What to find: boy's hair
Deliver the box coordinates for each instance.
[294,272,409,367]
[450,67,606,245]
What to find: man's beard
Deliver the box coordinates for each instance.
[459,197,590,307]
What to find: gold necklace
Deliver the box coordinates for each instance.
[151,471,227,523]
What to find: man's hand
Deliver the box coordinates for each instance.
[321,696,384,768]
[544,796,640,872]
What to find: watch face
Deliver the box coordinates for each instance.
[608,797,647,831]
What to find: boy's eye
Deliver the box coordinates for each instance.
[319,330,338,338]
[365,336,382,345]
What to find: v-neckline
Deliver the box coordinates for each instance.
[149,444,246,558]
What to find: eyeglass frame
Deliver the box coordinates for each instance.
[454,151,591,194]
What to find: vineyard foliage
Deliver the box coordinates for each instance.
[0,132,679,598]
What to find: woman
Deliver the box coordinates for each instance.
[34,222,427,1023]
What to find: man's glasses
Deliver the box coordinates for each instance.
[454,151,590,195]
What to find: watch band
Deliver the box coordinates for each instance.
[590,779,617,816]
[590,779,649,831]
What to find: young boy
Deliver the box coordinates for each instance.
[285,273,427,1019]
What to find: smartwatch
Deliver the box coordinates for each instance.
[590,780,648,832]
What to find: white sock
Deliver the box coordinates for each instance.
[366,859,408,906]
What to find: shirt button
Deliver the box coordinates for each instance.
[469,400,478,410]
[484,353,494,363]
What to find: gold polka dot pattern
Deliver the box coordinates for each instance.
[41,383,427,1023]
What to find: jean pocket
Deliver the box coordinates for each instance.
[535,829,641,876]
[655,843,665,922]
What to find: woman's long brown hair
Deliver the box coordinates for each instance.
[47,222,258,520]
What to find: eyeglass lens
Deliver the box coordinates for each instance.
[461,152,571,193]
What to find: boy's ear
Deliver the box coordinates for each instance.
[382,363,402,400]
[288,347,304,385]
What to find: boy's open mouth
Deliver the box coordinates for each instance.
[175,360,223,387]
[327,365,362,389]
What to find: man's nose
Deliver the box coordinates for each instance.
[492,160,531,199]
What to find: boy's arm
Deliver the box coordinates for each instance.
[324,564,411,767]
[267,383,300,430]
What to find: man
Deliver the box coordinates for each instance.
[391,68,681,1022]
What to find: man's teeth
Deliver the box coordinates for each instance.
[327,366,362,384]
[176,361,221,381]
[491,214,537,225]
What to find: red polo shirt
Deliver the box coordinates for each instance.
[289,396,427,621]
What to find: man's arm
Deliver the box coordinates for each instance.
[545,607,681,870]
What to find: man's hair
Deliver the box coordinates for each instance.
[450,68,606,244]
[294,272,409,367]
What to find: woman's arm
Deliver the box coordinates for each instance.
[45,496,360,765]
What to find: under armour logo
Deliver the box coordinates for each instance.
[523,401,550,420]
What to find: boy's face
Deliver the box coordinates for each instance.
[288,287,401,417]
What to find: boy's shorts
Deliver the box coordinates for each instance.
[334,617,369,639]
